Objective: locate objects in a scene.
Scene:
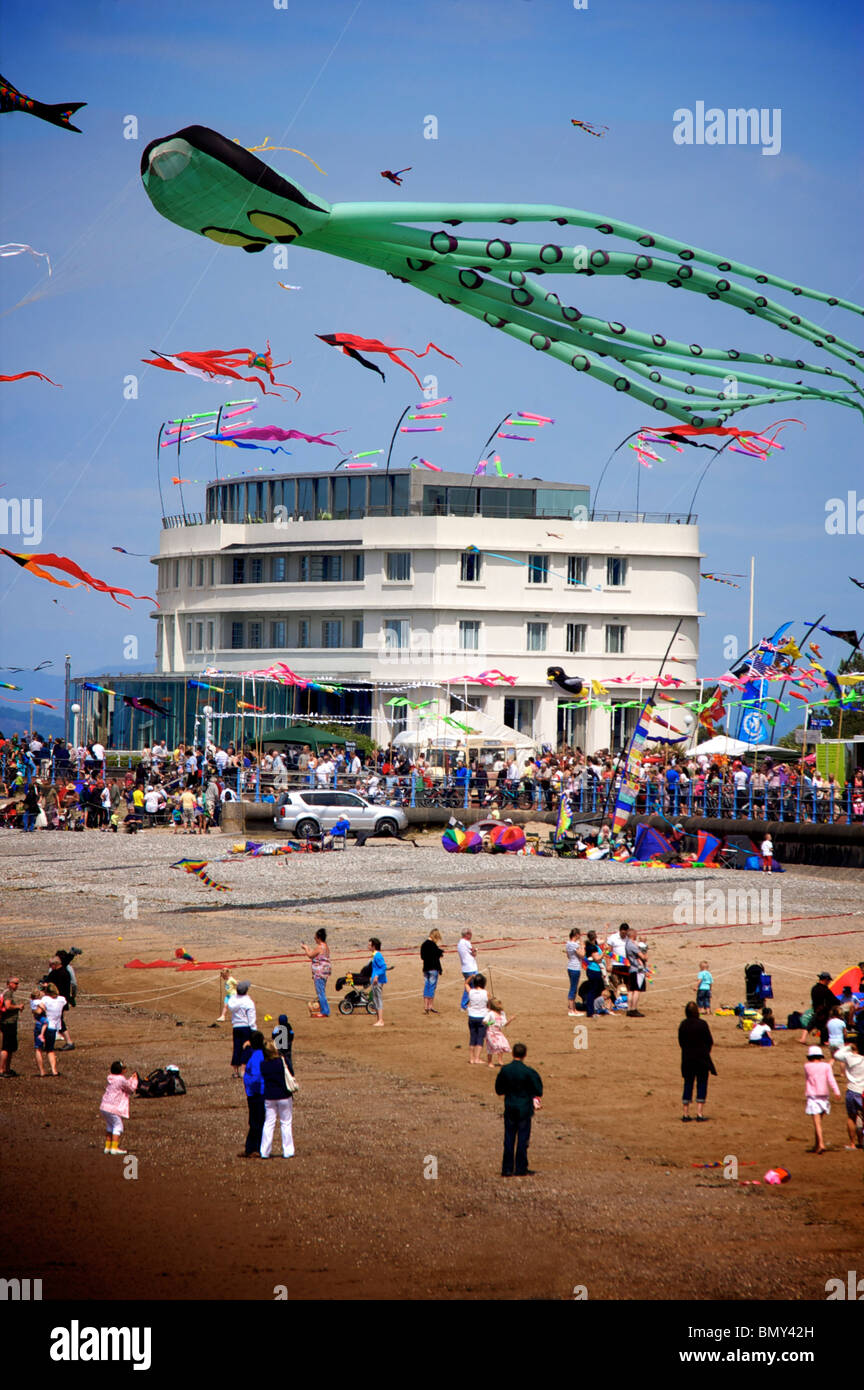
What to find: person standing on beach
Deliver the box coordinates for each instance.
[832,1037,864,1150]
[467,973,490,1064]
[369,938,387,1028]
[240,1031,265,1158]
[457,930,478,1010]
[37,983,65,1077]
[678,1001,716,1121]
[420,928,444,1014]
[259,1040,296,1159]
[228,982,257,1078]
[495,1042,543,1177]
[0,977,22,1077]
[301,929,331,1019]
[565,930,583,1017]
[583,932,605,1019]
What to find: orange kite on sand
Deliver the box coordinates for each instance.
[0,549,157,609]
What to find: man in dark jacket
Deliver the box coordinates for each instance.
[494,1043,543,1177]
[811,971,838,1044]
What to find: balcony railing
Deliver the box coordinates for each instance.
[163,506,698,528]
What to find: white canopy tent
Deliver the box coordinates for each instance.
[689,735,791,758]
[392,707,536,758]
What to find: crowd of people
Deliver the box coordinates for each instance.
[2,727,862,833]
[2,929,862,1178]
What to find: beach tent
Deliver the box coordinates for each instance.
[694,829,722,865]
[632,824,673,861]
[393,708,535,756]
[830,965,863,997]
[692,736,791,758]
[723,832,784,872]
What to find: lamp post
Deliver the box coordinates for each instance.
[203,704,214,753]
[70,703,81,758]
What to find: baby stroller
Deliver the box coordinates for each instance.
[335,965,376,1015]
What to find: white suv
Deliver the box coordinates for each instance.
[273,790,408,839]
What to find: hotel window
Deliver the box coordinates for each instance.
[605,624,626,654]
[567,555,588,586]
[322,620,343,649]
[206,621,214,651]
[231,621,244,649]
[383,617,409,650]
[248,621,263,649]
[249,556,263,584]
[187,560,194,586]
[172,559,180,588]
[299,553,343,582]
[232,557,245,585]
[386,552,412,582]
[527,621,548,652]
[459,619,480,651]
[460,550,482,582]
[272,554,287,582]
[298,619,310,649]
[271,620,286,647]
[352,552,365,581]
[352,619,364,649]
[566,623,586,654]
[606,556,629,587]
[208,557,215,586]
[196,558,205,587]
[504,697,535,736]
[195,622,203,650]
[185,622,193,649]
[527,554,549,584]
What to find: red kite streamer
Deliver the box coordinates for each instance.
[0,370,61,387]
[316,334,460,387]
[0,549,157,609]
[143,343,299,398]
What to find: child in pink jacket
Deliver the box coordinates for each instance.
[99,1060,139,1155]
[804,1045,840,1153]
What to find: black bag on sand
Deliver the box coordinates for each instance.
[137,1065,187,1098]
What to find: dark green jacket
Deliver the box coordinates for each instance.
[495,1059,543,1120]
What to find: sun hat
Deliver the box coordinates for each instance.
[807,1046,824,1057]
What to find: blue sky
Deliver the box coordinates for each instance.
[1,0,862,727]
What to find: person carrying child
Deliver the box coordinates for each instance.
[99,1060,139,1155]
[215,970,237,1024]
[31,989,47,1077]
[484,998,512,1068]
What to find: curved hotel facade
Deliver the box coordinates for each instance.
[126,465,702,753]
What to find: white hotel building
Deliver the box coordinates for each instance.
[152,467,701,752]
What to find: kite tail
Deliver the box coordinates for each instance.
[0,371,61,387]
[41,100,86,133]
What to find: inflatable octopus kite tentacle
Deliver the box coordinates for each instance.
[140,126,864,428]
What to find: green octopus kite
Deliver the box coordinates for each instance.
[140,126,863,427]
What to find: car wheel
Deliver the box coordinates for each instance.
[376,817,398,838]
[295,818,319,839]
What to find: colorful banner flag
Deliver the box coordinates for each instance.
[611,700,654,835]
